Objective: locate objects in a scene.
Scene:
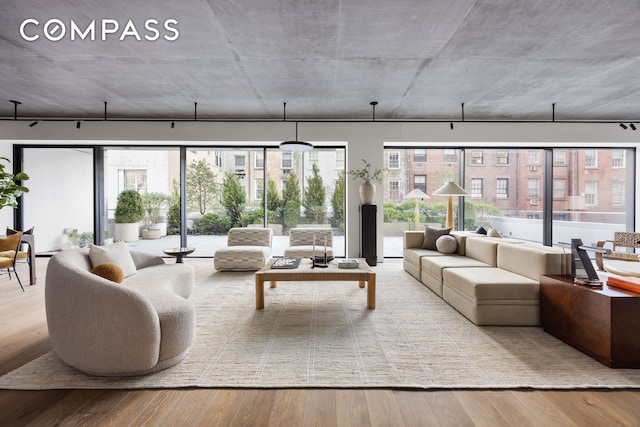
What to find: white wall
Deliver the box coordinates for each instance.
[1,120,639,257]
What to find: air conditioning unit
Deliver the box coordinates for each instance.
[530,165,539,171]
[530,199,539,205]
[283,169,291,174]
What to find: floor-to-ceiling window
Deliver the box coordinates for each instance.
[551,148,634,248]
[382,146,635,257]
[22,147,94,254]
[104,147,180,257]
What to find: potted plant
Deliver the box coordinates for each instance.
[0,157,29,211]
[141,192,169,239]
[114,190,145,242]
[348,158,385,204]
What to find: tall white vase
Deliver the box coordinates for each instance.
[359,179,376,205]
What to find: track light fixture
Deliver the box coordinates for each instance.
[450,122,454,130]
[76,121,81,129]
[29,121,38,127]
[370,101,378,121]
[9,100,21,120]
[171,121,175,129]
[619,123,638,130]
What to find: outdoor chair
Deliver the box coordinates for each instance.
[596,231,640,277]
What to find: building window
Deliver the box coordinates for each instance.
[496,178,508,198]
[585,181,598,206]
[612,181,625,206]
[308,151,318,167]
[234,155,245,169]
[553,179,566,199]
[443,149,456,163]
[336,150,345,169]
[413,175,426,193]
[121,169,147,193]
[254,151,264,168]
[553,150,566,166]
[214,150,223,167]
[281,152,292,169]
[496,151,509,165]
[528,151,540,165]
[255,179,263,200]
[528,178,539,199]
[388,152,400,169]
[389,181,400,199]
[471,151,483,165]
[471,178,483,198]
[612,149,625,168]
[585,150,598,168]
[414,149,426,163]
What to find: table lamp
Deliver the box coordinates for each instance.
[405,189,429,230]
[432,181,469,229]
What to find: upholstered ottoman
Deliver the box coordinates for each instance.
[214,227,272,271]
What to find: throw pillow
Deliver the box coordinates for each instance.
[422,225,451,250]
[89,241,137,277]
[90,263,125,284]
[0,232,22,252]
[475,225,488,235]
[436,235,457,254]
[488,229,503,238]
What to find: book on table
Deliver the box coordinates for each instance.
[271,258,301,269]
[338,259,360,269]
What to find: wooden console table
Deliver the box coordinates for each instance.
[540,275,640,368]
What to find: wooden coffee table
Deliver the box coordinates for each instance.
[255,258,376,309]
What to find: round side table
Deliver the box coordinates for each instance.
[163,247,195,263]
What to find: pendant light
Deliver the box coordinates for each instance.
[280,121,312,152]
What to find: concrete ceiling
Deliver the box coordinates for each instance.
[1,0,639,121]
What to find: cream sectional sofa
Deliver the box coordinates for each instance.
[404,230,570,326]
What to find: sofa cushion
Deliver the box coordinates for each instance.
[497,243,564,281]
[90,263,124,283]
[421,254,491,279]
[403,247,443,266]
[464,237,499,266]
[214,246,271,271]
[443,267,540,301]
[422,226,451,250]
[436,235,457,254]
[283,246,334,258]
[89,242,137,277]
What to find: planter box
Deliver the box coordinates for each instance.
[115,223,139,242]
[142,229,162,240]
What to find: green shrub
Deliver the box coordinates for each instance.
[114,190,145,223]
[192,213,233,234]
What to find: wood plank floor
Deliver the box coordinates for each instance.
[1,258,639,426]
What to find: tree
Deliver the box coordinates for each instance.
[187,159,217,214]
[303,163,326,224]
[222,172,246,226]
[282,172,301,204]
[266,179,282,219]
[282,172,301,229]
[331,171,345,230]
[0,157,29,210]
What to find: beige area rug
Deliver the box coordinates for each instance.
[1,260,640,390]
